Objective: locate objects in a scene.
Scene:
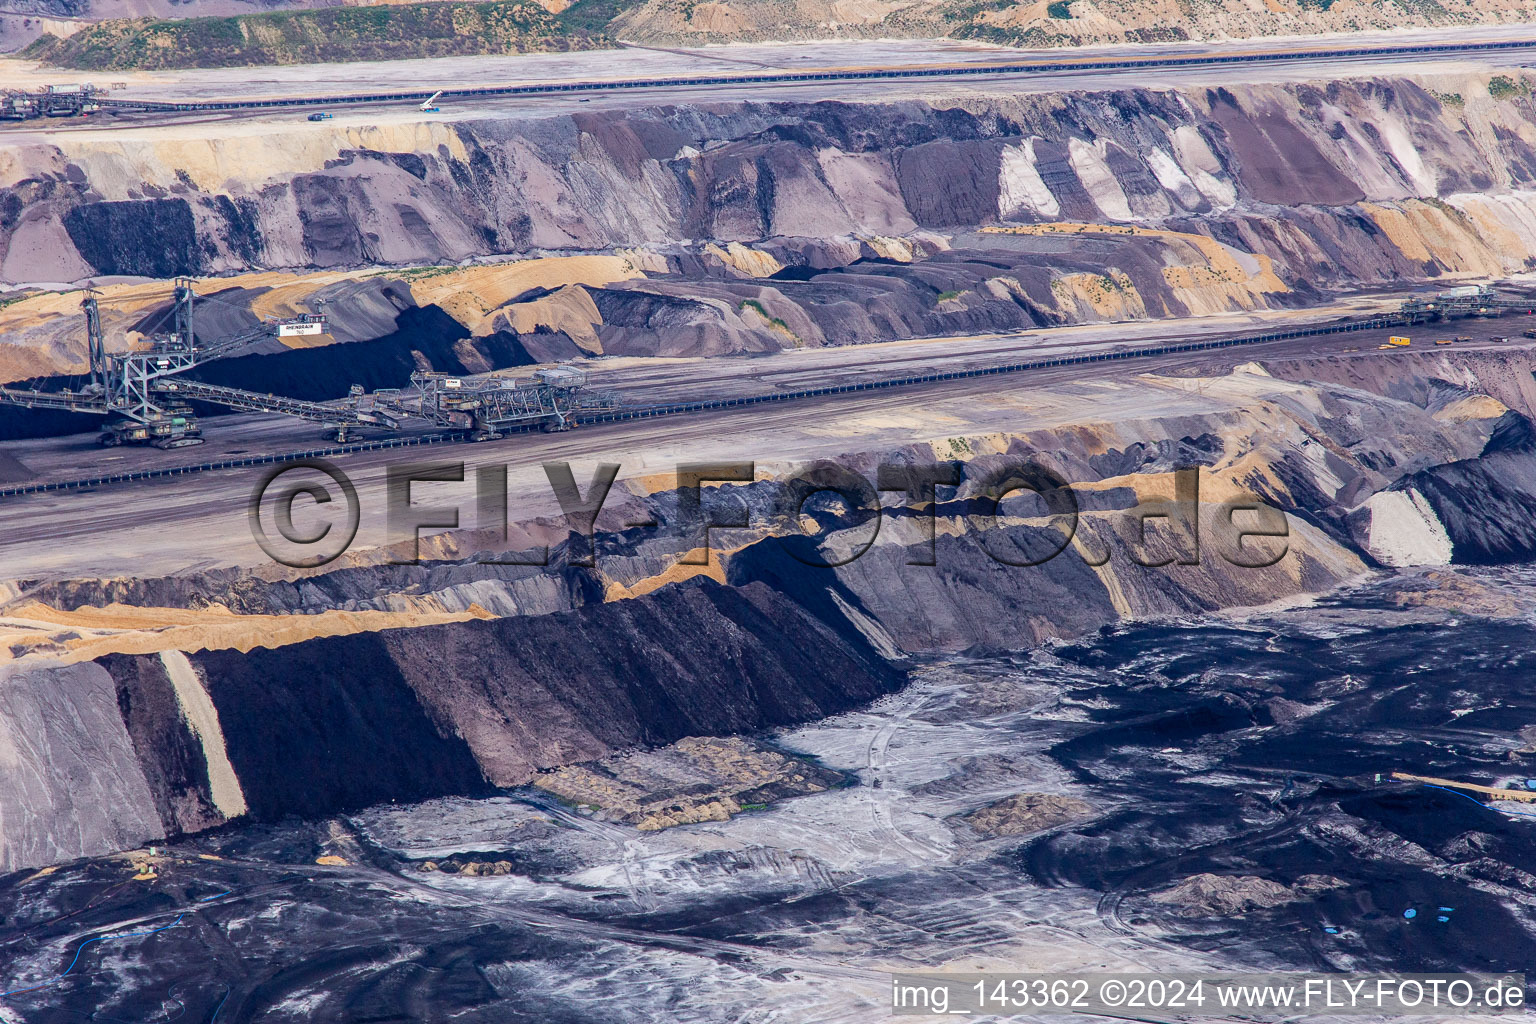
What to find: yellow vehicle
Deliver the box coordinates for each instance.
[1388,336,1411,346]
[1435,339,1453,345]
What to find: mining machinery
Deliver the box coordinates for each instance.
[409,367,616,440]
[1399,284,1536,322]
[0,280,393,447]
[0,279,610,448]
[0,83,102,120]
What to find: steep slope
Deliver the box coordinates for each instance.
[0,579,901,870]
[9,74,1536,288]
[609,0,1536,47]
[9,73,1536,385]
[17,0,1536,65]
[4,350,1531,870]
[22,1,604,69]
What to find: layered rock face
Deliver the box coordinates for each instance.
[13,72,1536,874]
[7,74,1536,376]
[0,661,163,870]
[7,347,1536,870]
[8,74,1536,286]
[2,580,901,868]
[0,233,1279,394]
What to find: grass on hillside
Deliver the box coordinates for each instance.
[25,1,622,70]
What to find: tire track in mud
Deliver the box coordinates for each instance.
[519,795,661,912]
[333,859,889,989]
[864,682,965,864]
[331,807,893,989]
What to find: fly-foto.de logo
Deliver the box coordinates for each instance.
[248,458,1290,571]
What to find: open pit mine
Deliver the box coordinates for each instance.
[6,36,1536,1024]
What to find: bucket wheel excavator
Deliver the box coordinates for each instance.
[0,279,396,447]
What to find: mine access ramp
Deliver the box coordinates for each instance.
[0,279,606,448]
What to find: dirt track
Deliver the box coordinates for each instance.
[3,304,1533,581]
[9,26,1536,138]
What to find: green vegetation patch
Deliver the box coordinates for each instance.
[555,0,637,35]
[738,298,792,334]
[24,1,619,70]
[1046,0,1072,17]
[1489,75,1528,101]
[952,23,1067,48]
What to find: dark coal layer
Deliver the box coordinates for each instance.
[99,578,905,825]
[6,574,1536,1021]
[1006,599,1536,973]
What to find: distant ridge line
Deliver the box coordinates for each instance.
[91,36,1536,114]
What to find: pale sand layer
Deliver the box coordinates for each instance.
[0,600,495,663]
